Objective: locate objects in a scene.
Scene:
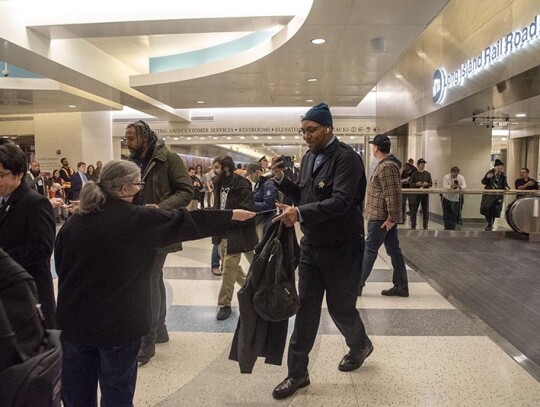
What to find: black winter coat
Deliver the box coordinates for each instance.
[278,138,366,246]
[229,221,300,373]
[55,202,232,347]
[480,170,509,218]
[212,174,258,254]
[0,182,56,328]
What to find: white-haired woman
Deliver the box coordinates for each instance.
[55,160,253,407]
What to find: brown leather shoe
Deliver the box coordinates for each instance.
[272,375,310,400]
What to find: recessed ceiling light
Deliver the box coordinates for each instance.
[68,104,76,108]
[307,78,318,82]
[187,137,192,140]
[281,136,286,139]
[240,136,245,139]
[516,113,527,117]
[196,101,205,104]
[306,99,314,102]
[267,136,273,139]
[294,135,300,139]
[253,136,259,139]
[173,137,179,140]
[310,38,326,45]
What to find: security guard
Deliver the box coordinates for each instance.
[271,103,373,400]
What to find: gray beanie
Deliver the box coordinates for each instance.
[302,103,333,127]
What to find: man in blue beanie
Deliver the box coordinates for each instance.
[270,103,373,399]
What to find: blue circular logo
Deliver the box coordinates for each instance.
[432,68,446,104]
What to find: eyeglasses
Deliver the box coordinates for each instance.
[298,125,324,136]
[130,181,145,189]
[0,170,12,180]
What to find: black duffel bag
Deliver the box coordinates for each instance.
[252,221,300,322]
[0,249,62,407]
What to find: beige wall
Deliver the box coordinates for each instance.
[81,112,113,166]
[33,112,113,172]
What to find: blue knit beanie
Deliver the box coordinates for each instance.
[303,103,333,127]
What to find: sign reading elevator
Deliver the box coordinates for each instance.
[432,15,540,104]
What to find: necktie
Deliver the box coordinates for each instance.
[313,153,324,173]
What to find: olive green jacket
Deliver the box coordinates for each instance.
[132,140,193,252]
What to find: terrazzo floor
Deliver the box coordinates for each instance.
[51,231,540,406]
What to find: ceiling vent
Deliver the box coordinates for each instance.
[191,114,215,122]
[0,116,33,122]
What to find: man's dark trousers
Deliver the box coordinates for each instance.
[287,240,369,378]
[145,252,168,342]
[360,220,408,290]
[442,198,460,230]
[409,194,429,229]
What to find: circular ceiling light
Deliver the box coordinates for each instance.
[307,78,318,82]
[68,104,77,108]
[306,99,314,102]
[310,38,326,45]
[196,101,205,104]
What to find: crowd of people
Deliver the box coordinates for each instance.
[24,157,105,223]
[1,103,539,405]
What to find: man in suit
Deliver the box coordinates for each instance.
[0,141,56,327]
[271,103,372,399]
[68,162,87,201]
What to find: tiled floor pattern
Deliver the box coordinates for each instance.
[133,238,540,406]
[51,236,540,406]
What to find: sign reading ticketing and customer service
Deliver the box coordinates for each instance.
[432,15,540,104]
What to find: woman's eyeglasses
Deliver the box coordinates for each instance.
[130,181,145,189]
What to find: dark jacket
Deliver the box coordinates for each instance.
[59,166,74,191]
[253,177,278,226]
[0,181,56,328]
[278,138,366,246]
[213,173,258,254]
[68,172,86,201]
[190,175,202,201]
[229,221,300,373]
[131,139,193,253]
[55,201,232,347]
[480,170,509,217]
[410,170,433,189]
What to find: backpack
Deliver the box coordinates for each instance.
[252,222,300,322]
[0,249,62,407]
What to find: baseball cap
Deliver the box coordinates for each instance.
[369,134,391,148]
[417,158,427,165]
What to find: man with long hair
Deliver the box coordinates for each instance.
[126,120,193,365]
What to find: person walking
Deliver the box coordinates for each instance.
[212,155,258,321]
[271,103,372,400]
[359,134,409,297]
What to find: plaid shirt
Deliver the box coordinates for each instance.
[365,155,402,223]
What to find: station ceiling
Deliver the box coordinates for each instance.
[0,0,449,119]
